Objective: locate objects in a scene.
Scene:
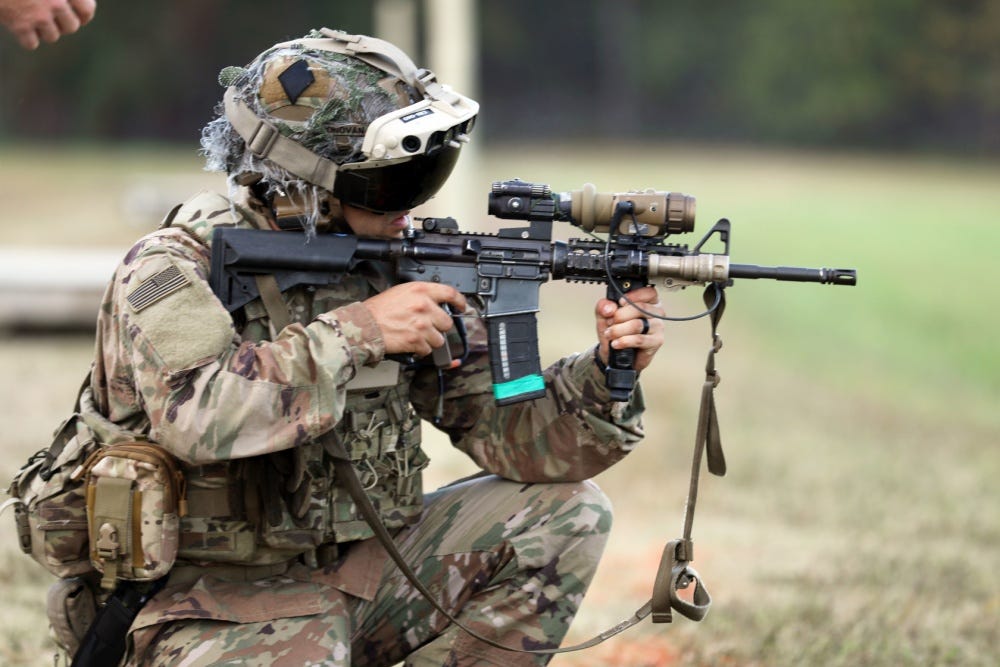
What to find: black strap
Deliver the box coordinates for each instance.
[70,580,163,667]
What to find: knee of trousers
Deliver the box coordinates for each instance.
[560,479,614,535]
[513,479,614,568]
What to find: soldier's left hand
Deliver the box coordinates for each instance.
[594,286,664,373]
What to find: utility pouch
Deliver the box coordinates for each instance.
[79,442,187,590]
[5,414,98,578]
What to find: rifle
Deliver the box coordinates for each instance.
[207,179,858,642]
[210,179,857,405]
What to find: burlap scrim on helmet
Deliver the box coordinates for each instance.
[199,34,419,235]
[255,47,404,161]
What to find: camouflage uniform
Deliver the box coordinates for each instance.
[90,187,646,665]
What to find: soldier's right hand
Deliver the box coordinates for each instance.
[363,282,466,357]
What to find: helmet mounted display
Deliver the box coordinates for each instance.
[221,28,477,214]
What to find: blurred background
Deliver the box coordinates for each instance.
[1,1,998,666]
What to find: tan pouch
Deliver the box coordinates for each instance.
[80,442,187,590]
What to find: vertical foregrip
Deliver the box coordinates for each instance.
[487,313,547,405]
[604,281,643,401]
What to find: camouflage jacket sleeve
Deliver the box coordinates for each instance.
[409,313,645,482]
[96,226,385,464]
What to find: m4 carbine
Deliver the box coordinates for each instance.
[210,179,857,404]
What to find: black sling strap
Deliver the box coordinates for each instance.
[70,580,164,667]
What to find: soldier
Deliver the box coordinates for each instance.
[83,28,665,666]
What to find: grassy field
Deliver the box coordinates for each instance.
[0,143,997,666]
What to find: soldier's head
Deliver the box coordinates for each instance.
[201,28,478,237]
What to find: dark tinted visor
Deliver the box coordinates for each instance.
[333,146,461,213]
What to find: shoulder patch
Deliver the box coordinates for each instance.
[127,264,191,312]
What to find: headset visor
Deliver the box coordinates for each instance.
[333,146,461,213]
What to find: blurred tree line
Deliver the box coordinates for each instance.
[1,0,997,154]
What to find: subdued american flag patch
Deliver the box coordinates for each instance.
[126,264,190,311]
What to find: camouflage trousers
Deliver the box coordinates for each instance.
[132,475,613,666]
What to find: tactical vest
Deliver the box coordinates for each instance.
[161,192,430,567]
[175,374,427,567]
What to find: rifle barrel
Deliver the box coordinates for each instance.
[729,263,857,286]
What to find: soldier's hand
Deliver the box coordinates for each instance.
[0,0,96,50]
[594,286,664,373]
[364,282,466,357]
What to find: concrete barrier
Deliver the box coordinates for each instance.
[0,247,123,331]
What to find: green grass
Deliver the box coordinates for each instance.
[1,142,997,666]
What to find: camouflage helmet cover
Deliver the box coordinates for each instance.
[201,29,477,223]
[205,31,415,176]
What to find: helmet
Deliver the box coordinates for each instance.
[201,28,478,221]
